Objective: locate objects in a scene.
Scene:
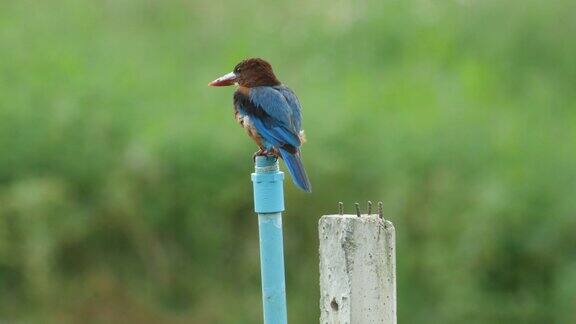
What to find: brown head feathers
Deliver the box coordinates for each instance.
[233,58,281,88]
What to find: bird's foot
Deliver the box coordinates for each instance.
[269,148,280,159]
[252,149,278,162]
[253,149,268,162]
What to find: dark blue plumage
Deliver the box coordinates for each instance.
[209,58,311,192]
[239,86,311,192]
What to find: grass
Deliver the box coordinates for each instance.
[0,0,575,322]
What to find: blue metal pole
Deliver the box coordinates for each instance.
[251,156,288,324]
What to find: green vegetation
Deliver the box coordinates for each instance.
[0,0,575,322]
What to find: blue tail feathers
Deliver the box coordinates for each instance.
[278,148,312,192]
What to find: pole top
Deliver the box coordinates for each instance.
[252,156,284,213]
[255,156,280,173]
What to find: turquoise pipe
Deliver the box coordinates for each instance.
[251,156,288,324]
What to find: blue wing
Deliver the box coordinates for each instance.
[236,86,311,192]
[273,85,303,131]
[249,86,301,148]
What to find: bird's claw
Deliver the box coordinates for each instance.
[253,149,267,162]
[252,149,278,162]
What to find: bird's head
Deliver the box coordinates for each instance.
[209,58,281,88]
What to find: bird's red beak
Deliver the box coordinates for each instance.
[208,72,237,87]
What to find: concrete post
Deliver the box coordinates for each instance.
[319,214,396,324]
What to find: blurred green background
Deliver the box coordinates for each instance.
[1,0,575,322]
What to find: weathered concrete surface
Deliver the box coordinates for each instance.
[319,215,396,324]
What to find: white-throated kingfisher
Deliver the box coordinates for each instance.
[209,58,312,192]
